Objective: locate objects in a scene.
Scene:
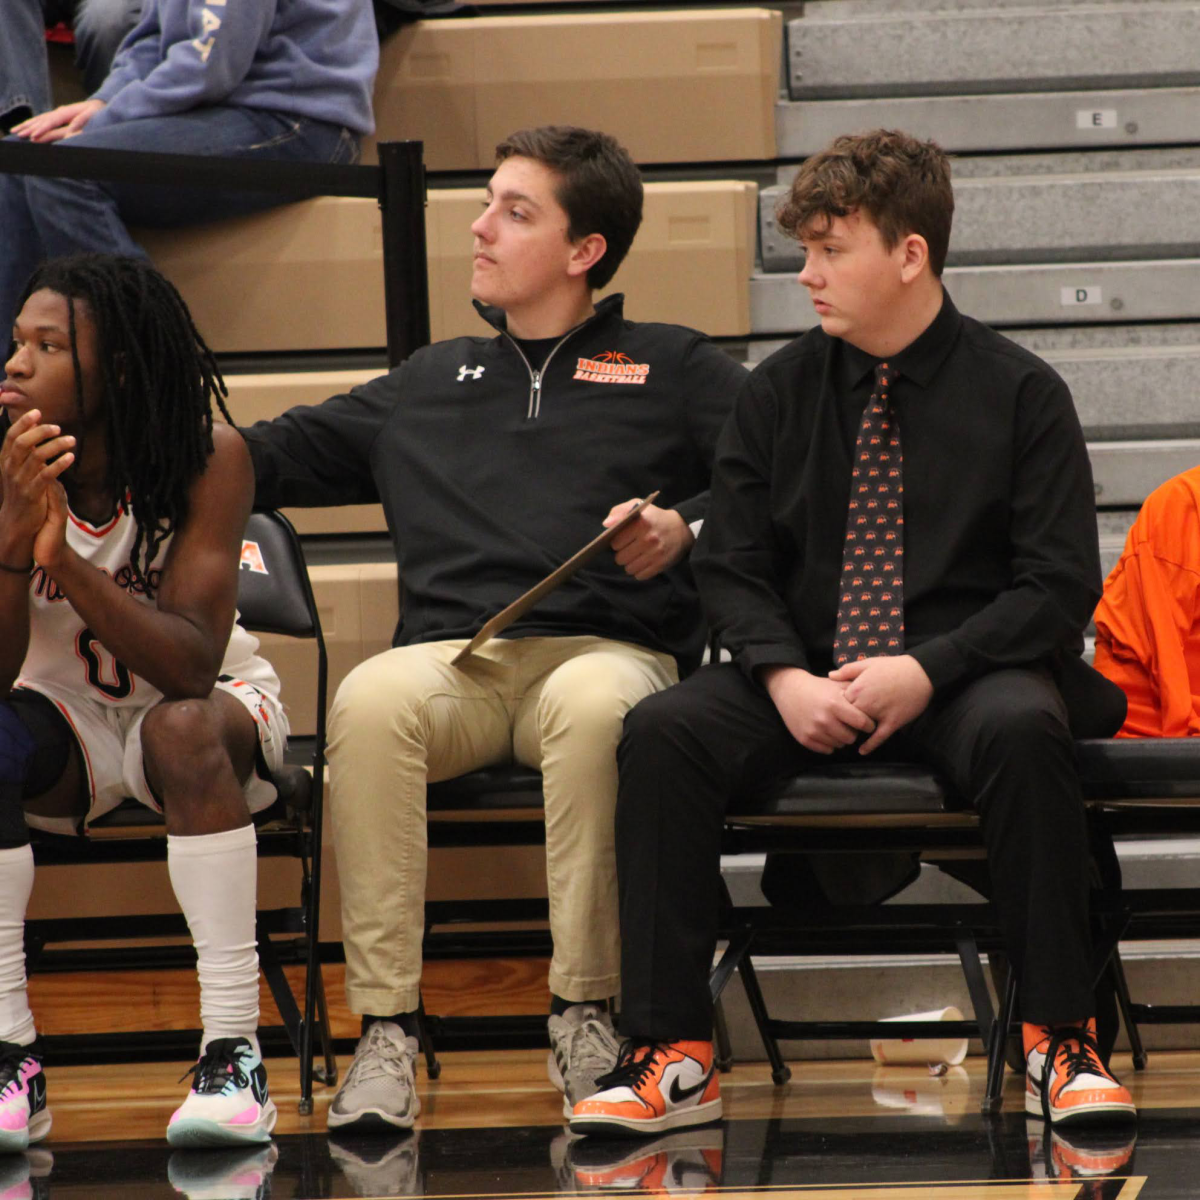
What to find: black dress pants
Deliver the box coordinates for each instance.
[615,662,1095,1041]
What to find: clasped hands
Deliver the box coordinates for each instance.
[0,411,75,571]
[762,655,933,756]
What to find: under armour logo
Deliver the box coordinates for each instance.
[457,365,485,381]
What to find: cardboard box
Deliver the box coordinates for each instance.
[225,370,388,536]
[135,197,386,354]
[364,8,782,169]
[429,180,758,339]
[362,19,478,172]
[144,180,756,353]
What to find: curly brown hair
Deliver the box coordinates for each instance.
[776,129,953,276]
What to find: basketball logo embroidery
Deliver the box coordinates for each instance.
[574,349,651,385]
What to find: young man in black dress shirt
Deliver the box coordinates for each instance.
[571,129,1136,1137]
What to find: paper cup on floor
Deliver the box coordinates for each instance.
[869,1006,969,1067]
[871,1064,971,1122]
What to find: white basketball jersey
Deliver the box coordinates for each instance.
[18,500,276,708]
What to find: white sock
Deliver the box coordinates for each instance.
[167,825,261,1058]
[0,845,36,1046]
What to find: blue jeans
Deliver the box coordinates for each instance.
[1,1,52,131]
[0,107,360,329]
[71,0,145,94]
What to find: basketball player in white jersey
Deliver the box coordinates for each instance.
[0,253,287,1150]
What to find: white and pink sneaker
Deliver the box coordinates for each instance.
[0,1040,49,1153]
[167,1038,277,1148]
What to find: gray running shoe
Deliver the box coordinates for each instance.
[547,1005,620,1117]
[327,1022,421,1133]
[329,1129,421,1196]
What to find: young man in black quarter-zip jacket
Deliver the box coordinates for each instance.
[240,125,747,1135]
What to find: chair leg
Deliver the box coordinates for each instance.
[416,994,441,1080]
[257,924,303,1053]
[736,952,791,1086]
[256,922,312,1112]
[713,998,734,1073]
[1109,950,1147,1071]
[983,965,1017,1115]
[297,940,316,1116]
[312,962,338,1088]
[954,932,995,1051]
[710,926,753,1003]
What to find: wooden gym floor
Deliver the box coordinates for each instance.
[13,960,1199,1197]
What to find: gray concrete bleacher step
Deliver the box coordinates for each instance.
[751,260,1200,333]
[803,0,1188,13]
[786,3,1200,100]
[1097,509,1137,583]
[1091,441,1200,507]
[777,88,1200,157]
[761,152,1200,272]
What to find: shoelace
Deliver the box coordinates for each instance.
[566,1017,620,1076]
[1039,1025,1108,1123]
[345,1024,411,1085]
[178,1038,250,1095]
[0,1041,34,1100]
[593,1039,661,1092]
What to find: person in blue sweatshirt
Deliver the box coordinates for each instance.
[0,0,379,330]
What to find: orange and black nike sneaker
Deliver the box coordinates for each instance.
[568,1126,724,1193]
[569,1041,722,1137]
[1024,1019,1137,1127]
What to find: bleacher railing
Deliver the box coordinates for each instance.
[0,138,430,369]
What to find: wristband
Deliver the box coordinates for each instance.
[0,559,32,575]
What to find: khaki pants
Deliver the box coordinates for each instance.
[327,635,678,1016]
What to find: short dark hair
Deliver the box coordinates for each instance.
[16,254,231,580]
[495,126,643,289]
[775,129,954,276]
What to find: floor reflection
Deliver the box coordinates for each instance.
[5,1110,1195,1197]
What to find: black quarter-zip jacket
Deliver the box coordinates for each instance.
[241,295,748,674]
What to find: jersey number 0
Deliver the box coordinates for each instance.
[77,627,135,701]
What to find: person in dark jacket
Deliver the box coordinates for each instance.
[241,125,747,1134]
[573,129,1136,1139]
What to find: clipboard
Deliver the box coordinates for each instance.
[451,491,661,665]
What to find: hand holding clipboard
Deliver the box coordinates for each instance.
[451,491,661,665]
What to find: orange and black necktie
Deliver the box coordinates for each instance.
[832,361,905,666]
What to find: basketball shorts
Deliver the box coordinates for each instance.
[14,667,289,836]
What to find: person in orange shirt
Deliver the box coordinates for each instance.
[1094,465,1200,738]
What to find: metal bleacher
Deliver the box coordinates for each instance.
[752,0,1200,593]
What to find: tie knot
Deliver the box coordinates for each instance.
[874,362,891,395]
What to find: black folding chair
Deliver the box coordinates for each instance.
[26,509,335,1112]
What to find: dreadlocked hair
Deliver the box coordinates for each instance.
[17,254,232,581]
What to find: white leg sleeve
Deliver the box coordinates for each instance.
[167,825,261,1056]
[0,845,36,1046]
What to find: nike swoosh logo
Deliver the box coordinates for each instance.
[31,1076,45,1110]
[668,1067,713,1105]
